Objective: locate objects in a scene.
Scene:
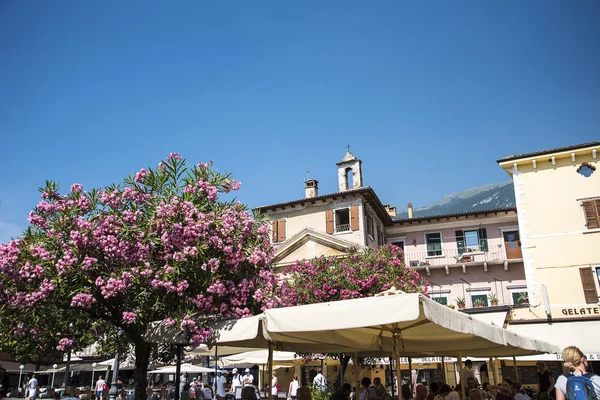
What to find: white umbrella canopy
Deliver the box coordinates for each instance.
[220,350,298,366]
[148,363,216,374]
[217,293,560,357]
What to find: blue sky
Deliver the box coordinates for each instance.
[1,1,599,243]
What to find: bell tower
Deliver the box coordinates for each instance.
[336,146,363,191]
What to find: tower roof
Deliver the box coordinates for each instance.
[336,151,359,165]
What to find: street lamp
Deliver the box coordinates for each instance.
[18,365,24,398]
[91,363,98,390]
[51,364,58,388]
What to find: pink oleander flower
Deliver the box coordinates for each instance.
[71,293,97,309]
[56,338,74,352]
[167,153,182,160]
[122,311,137,324]
[70,184,84,192]
[135,168,147,183]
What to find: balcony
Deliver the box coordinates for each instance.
[335,223,351,233]
[404,248,521,270]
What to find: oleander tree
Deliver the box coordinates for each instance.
[275,244,427,388]
[0,154,278,400]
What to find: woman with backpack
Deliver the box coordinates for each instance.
[556,346,600,400]
[95,376,107,400]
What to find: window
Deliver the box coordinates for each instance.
[582,199,600,230]
[271,219,286,243]
[511,291,528,305]
[471,294,488,307]
[425,233,442,257]
[377,227,384,246]
[335,208,350,232]
[577,162,596,178]
[367,214,374,238]
[326,207,359,234]
[456,228,488,254]
[432,296,448,306]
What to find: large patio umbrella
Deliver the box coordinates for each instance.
[148,364,216,374]
[259,293,558,357]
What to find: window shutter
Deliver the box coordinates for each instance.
[350,206,359,231]
[579,267,598,304]
[478,228,488,252]
[583,200,600,229]
[455,230,465,254]
[277,219,286,242]
[271,221,278,242]
[326,210,334,234]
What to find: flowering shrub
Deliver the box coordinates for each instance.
[275,244,426,388]
[276,244,427,307]
[0,154,277,399]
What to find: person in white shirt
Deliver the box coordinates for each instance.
[231,368,243,393]
[313,369,326,392]
[271,372,279,400]
[216,371,229,400]
[242,369,254,387]
[26,375,38,400]
[460,360,477,387]
[288,374,300,400]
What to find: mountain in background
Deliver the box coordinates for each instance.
[396,181,515,219]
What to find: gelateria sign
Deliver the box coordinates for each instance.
[560,306,600,317]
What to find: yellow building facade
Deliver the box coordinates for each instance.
[497,141,600,356]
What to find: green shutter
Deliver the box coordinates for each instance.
[478,228,488,252]
[455,230,465,254]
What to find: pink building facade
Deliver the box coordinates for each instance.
[386,210,527,309]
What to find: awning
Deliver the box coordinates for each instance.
[0,362,37,373]
[150,293,559,358]
[507,319,600,354]
[148,363,215,374]
[220,350,298,367]
[470,311,509,327]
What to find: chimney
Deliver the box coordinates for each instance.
[407,202,413,219]
[305,180,319,198]
[383,204,397,217]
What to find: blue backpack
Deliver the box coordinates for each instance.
[566,373,598,400]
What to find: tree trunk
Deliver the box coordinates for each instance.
[134,340,151,400]
[334,354,351,389]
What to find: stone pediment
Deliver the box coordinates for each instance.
[273,228,363,266]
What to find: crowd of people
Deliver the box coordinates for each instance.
[324,346,600,400]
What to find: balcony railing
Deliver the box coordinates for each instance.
[404,248,517,268]
[335,224,350,232]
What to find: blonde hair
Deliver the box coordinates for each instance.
[562,346,585,372]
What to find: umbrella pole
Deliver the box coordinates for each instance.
[512,357,519,382]
[457,351,465,400]
[354,353,359,395]
[393,326,402,400]
[267,342,274,400]
[408,358,413,395]
[488,357,494,385]
[214,346,218,397]
[441,357,446,383]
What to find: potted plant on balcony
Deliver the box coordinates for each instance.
[456,296,466,309]
[488,293,499,306]
[473,298,485,308]
[518,293,529,305]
